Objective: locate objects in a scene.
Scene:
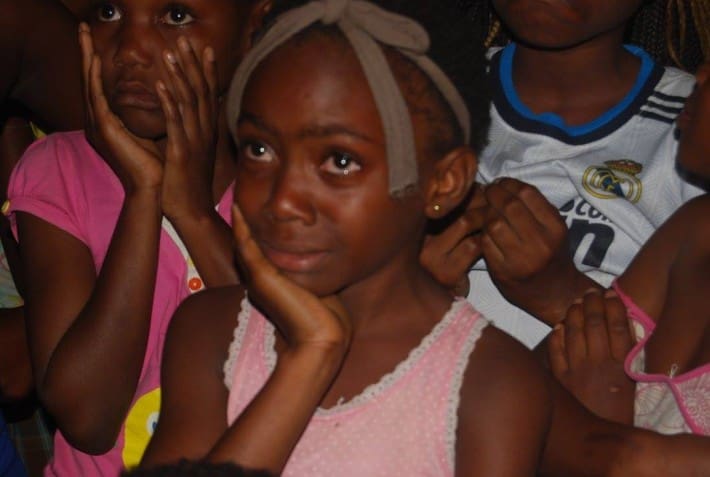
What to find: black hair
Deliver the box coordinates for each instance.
[122,460,274,477]
[629,0,709,73]
[261,0,492,156]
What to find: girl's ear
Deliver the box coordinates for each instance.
[424,147,477,219]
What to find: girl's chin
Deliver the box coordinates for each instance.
[112,107,167,140]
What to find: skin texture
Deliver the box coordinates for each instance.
[0,0,83,403]
[144,32,710,476]
[143,31,551,476]
[420,0,649,326]
[677,64,710,181]
[60,0,93,19]
[549,63,710,436]
[547,289,636,424]
[15,0,269,453]
[143,29,710,477]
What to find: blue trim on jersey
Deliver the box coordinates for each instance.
[492,43,666,145]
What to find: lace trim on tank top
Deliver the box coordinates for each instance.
[223,296,251,389]
[445,317,488,466]
[262,298,472,417]
[223,297,485,432]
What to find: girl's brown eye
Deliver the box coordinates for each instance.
[97,3,122,22]
[321,152,361,176]
[241,141,275,163]
[163,7,195,26]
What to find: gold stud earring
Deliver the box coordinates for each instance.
[433,204,441,212]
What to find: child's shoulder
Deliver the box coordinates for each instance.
[165,285,247,365]
[455,325,551,473]
[23,130,91,154]
[15,130,101,176]
[463,325,550,401]
[659,194,710,241]
[169,285,248,342]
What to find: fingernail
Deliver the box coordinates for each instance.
[164,50,177,65]
[204,47,215,62]
[584,287,601,295]
[79,22,89,33]
[605,289,618,298]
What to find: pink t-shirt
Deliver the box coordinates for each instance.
[6,131,234,476]
[223,298,488,476]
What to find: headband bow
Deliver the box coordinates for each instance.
[227,0,470,195]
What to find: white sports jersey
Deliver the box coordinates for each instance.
[468,44,703,348]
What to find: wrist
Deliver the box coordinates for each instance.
[282,342,348,378]
[124,185,162,204]
[162,200,217,226]
[534,271,602,326]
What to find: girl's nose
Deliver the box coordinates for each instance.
[266,164,317,226]
[113,23,155,68]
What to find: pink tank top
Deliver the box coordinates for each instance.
[223,298,488,476]
[614,282,710,435]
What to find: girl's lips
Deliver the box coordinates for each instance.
[260,243,329,273]
[113,81,161,110]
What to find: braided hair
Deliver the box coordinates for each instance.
[664,0,709,71]
[629,0,710,71]
[479,0,709,71]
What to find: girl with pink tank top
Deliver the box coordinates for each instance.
[141,1,557,475]
[548,62,710,437]
[141,3,710,476]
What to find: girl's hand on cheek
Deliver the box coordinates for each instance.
[79,23,163,194]
[231,204,352,359]
[157,37,218,224]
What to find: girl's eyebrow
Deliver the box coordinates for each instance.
[297,124,378,144]
[237,112,279,138]
[238,112,380,145]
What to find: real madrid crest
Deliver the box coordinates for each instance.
[582,159,643,203]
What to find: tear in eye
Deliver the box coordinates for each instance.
[322,153,361,176]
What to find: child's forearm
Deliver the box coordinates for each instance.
[33,188,162,453]
[167,209,239,287]
[532,271,604,326]
[607,428,710,477]
[542,380,710,477]
[0,307,32,403]
[207,344,345,473]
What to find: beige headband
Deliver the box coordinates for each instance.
[226,0,471,195]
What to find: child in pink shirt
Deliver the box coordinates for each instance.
[5,1,271,474]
